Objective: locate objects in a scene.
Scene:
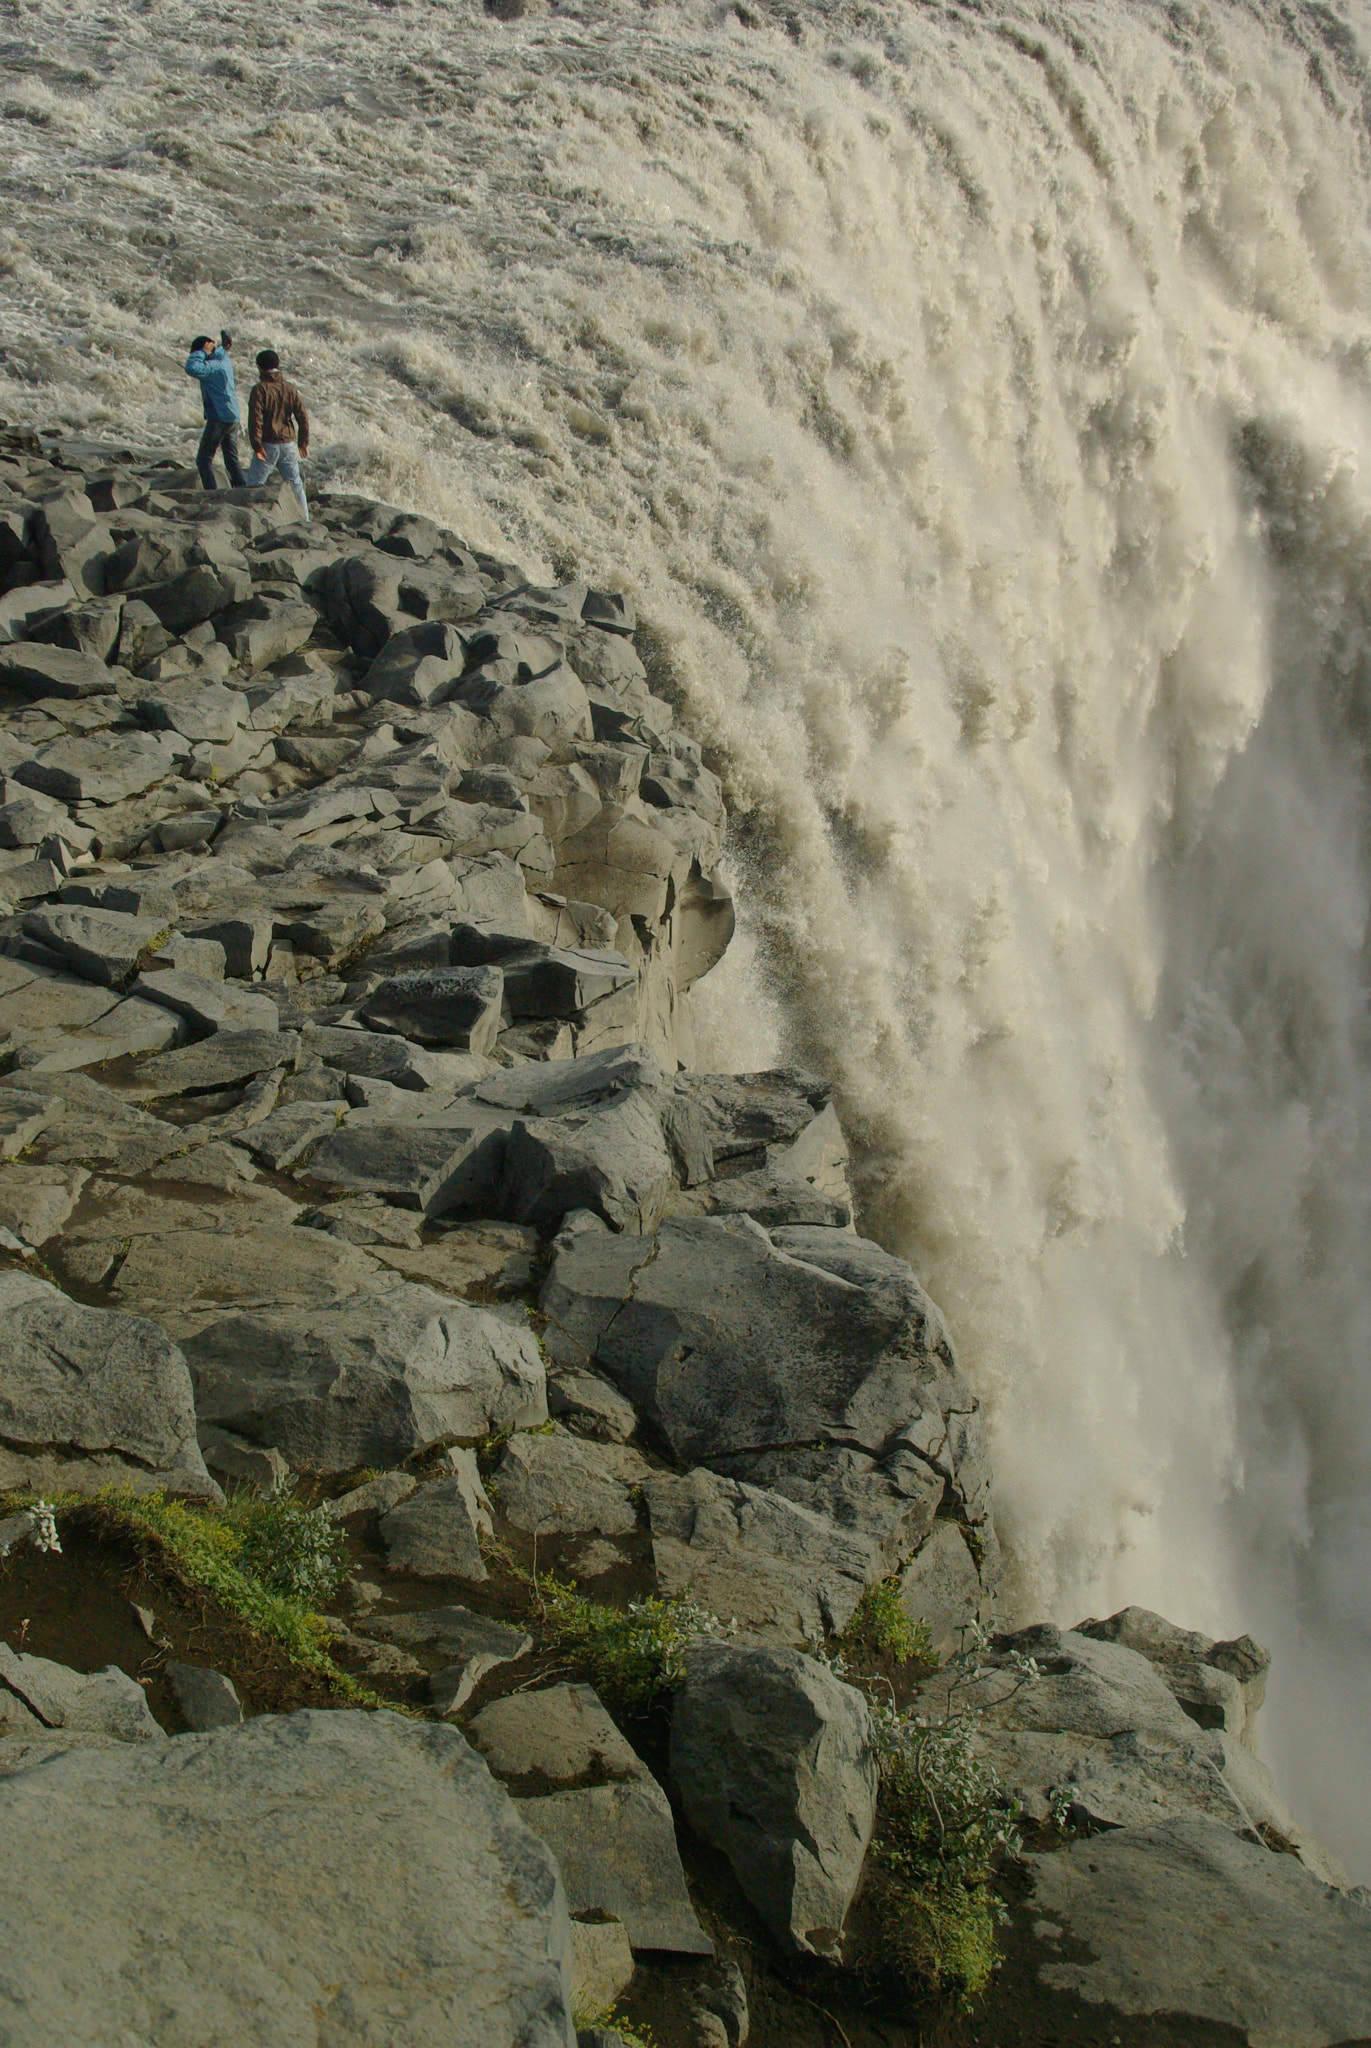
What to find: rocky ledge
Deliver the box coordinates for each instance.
[0,425,1366,2048]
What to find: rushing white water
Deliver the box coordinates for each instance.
[4,0,1371,1873]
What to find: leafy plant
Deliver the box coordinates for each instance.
[854,1624,1038,2000]
[570,2006,658,2048]
[221,1492,348,1605]
[843,1577,935,1667]
[536,1578,722,1713]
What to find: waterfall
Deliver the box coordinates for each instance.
[4,0,1370,1874]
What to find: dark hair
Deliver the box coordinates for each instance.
[256,349,280,372]
[190,335,213,354]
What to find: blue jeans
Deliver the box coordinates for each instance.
[196,419,246,490]
[246,440,309,520]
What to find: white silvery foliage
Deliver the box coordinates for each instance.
[31,1501,61,1555]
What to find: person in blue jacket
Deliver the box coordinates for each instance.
[184,330,246,490]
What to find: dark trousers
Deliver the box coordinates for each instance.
[197,419,246,490]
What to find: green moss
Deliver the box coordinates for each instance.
[844,1577,935,1667]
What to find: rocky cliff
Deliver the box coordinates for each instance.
[0,426,1365,2048]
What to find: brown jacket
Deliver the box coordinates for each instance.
[249,370,309,452]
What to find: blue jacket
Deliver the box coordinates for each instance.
[184,346,240,424]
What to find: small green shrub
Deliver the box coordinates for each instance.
[537,1578,720,1712]
[855,1626,1037,2002]
[844,1578,935,1666]
[222,1493,348,1605]
[570,2003,658,2046]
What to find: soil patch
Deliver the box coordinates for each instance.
[0,1512,357,1731]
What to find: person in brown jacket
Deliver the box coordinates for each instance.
[245,349,310,520]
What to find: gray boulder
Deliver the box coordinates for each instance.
[670,1643,877,1957]
[21,906,172,991]
[541,1217,984,1515]
[500,1084,677,1235]
[1025,1815,1371,2048]
[646,1467,875,1641]
[0,1710,578,2047]
[0,1644,164,1744]
[1076,1606,1271,1747]
[495,1430,646,1538]
[165,1661,242,1731]
[379,1452,494,1581]
[360,965,505,1053]
[471,1684,711,1955]
[0,1271,219,1499]
[183,1283,546,1473]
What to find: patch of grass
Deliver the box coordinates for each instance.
[4,1488,380,1704]
[535,1577,720,1714]
[844,1578,935,1667]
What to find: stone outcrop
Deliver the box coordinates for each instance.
[1,429,1362,2048]
[0,1710,578,2047]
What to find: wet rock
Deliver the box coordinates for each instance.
[184,1284,546,1472]
[670,1643,877,1958]
[0,640,121,701]
[0,1710,578,2047]
[0,1270,219,1500]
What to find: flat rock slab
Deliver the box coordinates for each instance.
[0,1710,578,2048]
[17,730,178,805]
[0,640,120,700]
[21,905,172,990]
[183,1283,546,1472]
[134,969,280,1036]
[303,1118,504,1214]
[1025,1816,1371,2048]
[0,1270,218,1499]
[360,965,505,1053]
[470,1685,710,1956]
[127,1029,299,1099]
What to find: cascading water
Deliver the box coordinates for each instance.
[3,0,1369,1875]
